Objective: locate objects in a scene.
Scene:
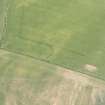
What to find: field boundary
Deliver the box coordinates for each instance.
[1,47,105,84]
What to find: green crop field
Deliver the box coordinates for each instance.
[1,0,105,104]
[1,0,105,80]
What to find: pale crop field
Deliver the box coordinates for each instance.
[0,49,105,105]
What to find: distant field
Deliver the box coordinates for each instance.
[1,0,105,80]
[0,49,105,105]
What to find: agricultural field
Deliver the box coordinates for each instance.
[0,49,105,105]
[1,0,105,104]
[1,0,105,80]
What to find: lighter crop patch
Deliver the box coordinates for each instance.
[16,0,37,8]
[84,64,97,72]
